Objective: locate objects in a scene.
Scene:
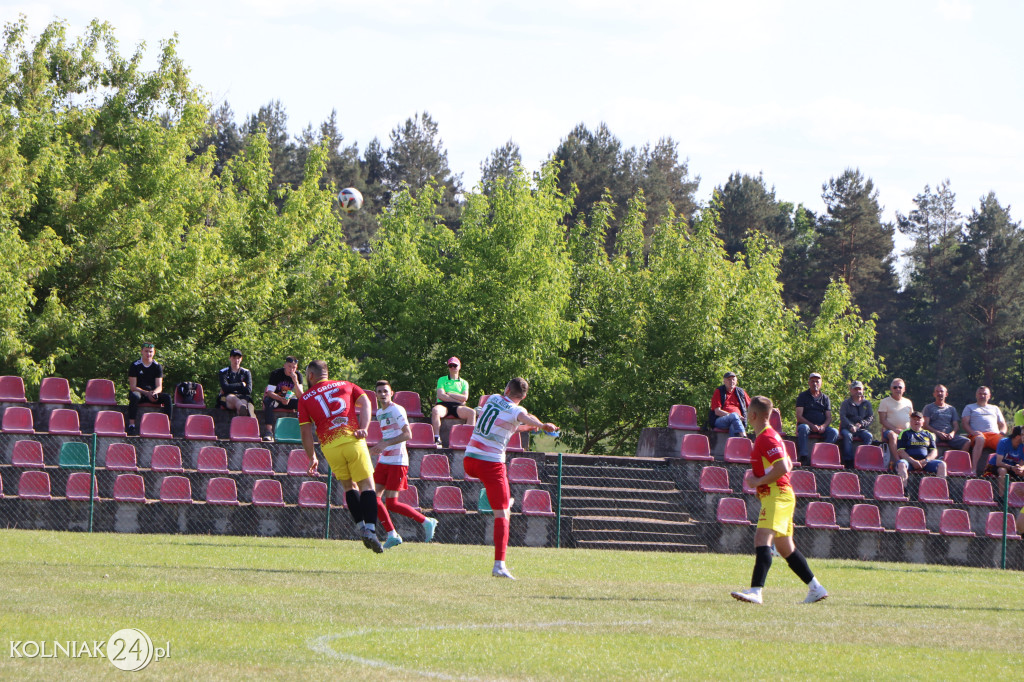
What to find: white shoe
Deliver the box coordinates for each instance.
[730,588,762,604]
[492,566,517,580]
[802,584,828,603]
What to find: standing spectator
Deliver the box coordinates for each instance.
[962,386,1008,474]
[893,411,946,485]
[262,356,304,441]
[126,342,173,435]
[710,371,749,438]
[878,378,913,466]
[839,381,874,466]
[795,372,839,465]
[217,349,256,418]
[985,426,1024,499]
[430,357,476,446]
[922,384,970,451]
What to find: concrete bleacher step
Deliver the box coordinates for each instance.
[557,475,676,492]
[559,484,683,502]
[567,507,693,523]
[571,515,700,534]
[574,539,708,553]
[554,464,668,479]
[559,494,684,516]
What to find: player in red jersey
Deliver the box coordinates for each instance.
[298,360,383,553]
[731,395,828,604]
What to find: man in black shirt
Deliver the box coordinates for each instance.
[795,372,839,465]
[126,342,173,435]
[262,356,303,441]
[217,349,256,418]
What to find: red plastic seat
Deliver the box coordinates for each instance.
[854,445,886,472]
[502,432,523,452]
[723,437,753,464]
[408,422,439,449]
[252,479,285,507]
[139,412,172,439]
[0,375,27,402]
[173,382,206,409]
[398,486,420,510]
[963,479,997,507]
[206,477,239,505]
[159,476,192,504]
[830,471,865,500]
[448,424,474,450]
[667,404,699,431]
[242,448,274,475]
[1009,482,1024,509]
[151,445,184,473]
[230,416,261,442]
[873,474,908,502]
[804,501,840,529]
[48,408,82,436]
[105,443,138,471]
[680,433,713,461]
[432,485,466,513]
[810,442,843,470]
[2,406,34,434]
[741,470,756,495]
[784,440,800,467]
[354,389,378,416]
[297,480,327,508]
[942,450,972,477]
[420,453,453,481]
[477,394,490,408]
[184,414,217,441]
[850,503,885,531]
[985,512,1019,540]
[112,473,146,503]
[917,477,953,505]
[508,457,541,484]
[65,472,98,501]
[716,497,750,525]
[84,379,117,406]
[522,489,555,517]
[11,440,44,468]
[790,469,819,498]
[769,408,785,437]
[699,466,731,494]
[895,506,929,534]
[197,446,229,474]
[93,410,126,437]
[18,470,51,499]
[393,391,424,418]
[365,421,383,447]
[38,377,71,404]
[939,508,975,537]
[287,449,314,476]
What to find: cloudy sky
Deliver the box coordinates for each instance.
[10,1,1022,246]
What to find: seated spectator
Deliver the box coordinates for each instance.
[709,371,749,438]
[985,426,1024,499]
[878,378,913,467]
[262,356,304,441]
[894,411,945,484]
[922,384,970,450]
[217,349,256,418]
[795,372,839,465]
[430,357,476,447]
[839,381,874,466]
[126,342,173,436]
[962,386,1007,474]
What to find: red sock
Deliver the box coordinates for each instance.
[385,497,426,524]
[376,498,394,533]
[493,517,509,561]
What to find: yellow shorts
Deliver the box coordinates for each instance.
[320,433,373,483]
[757,488,795,537]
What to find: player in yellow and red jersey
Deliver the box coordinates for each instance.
[731,395,828,605]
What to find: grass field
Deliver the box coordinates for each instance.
[0,529,1021,680]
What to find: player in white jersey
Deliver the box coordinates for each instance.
[465,377,557,580]
[371,380,438,548]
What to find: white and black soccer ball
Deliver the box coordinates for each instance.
[338,187,364,213]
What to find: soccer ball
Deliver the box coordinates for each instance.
[338,187,363,213]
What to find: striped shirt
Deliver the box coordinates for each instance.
[376,402,409,466]
[465,394,527,464]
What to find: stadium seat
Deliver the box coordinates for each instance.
[522,489,555,517]
[854,445,886,472]
[150,445,184,473]
[431,485,466,513]
[297,480,327,508]
[769,408,785,436]
[830,472,865,500]
[508,457,542,484]
[38,377,72,404]
[112,473,146,503]
[1008,482,1024,509]
[183,414,217,441]
[698,466,731,494]
[506,432,525,452]
[48,408,82,436]
[173,382,206,409]
[810,443,843,470]
[477,394,490,408]
[408,423,439,449]
[723,437,753,464]
[252,479,285,507]
[18,470,51,500]
[419,453,453,481]
[963,479,997,507]
[939,508,975,537]
[680,433,713,460]
[790,469,819,498]
[11,440,44,468]
[197,446,230,474]
[242,448,274,475]
[65,472,98,501]
[393,391,424,418]
[287,449,314,476]
[667,404,699,431]
[804,501,841,529]
[139,412,172,439]
[850,503,885,531]
[93,410,126,437]
[448,424,474,450]
[230,417,261,442]
[59,442,91,470]
[2,406,34,434]
[784,440,800,467]
[159,476,193,504]
[477,488,493,513]
[354,389,377,416]
[84,379,117,406]
[206,477,239,505]
[917,477,953,505]
[716,497,750,525]
[274,417,301,444]
[105,443,139,471]
[942,450,972,477]
[985,512,1019,540]
[0,375,27,402]
[873,474,909,502]
[741,470,756,495]
[398,486,420,510]
[364,421,383,447]
[894,506,929,534]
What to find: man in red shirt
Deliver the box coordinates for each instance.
[710,371,749,437]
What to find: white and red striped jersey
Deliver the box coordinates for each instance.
[376,402,409,466]
[465,394,527,464]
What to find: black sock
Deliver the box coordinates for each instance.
[345,490,362,524]
[785,549,815,584]
[360,490,378,527]
[751,545,773,588]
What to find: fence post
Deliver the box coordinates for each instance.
[88,433,97,533]
[1001,472,1009,570]
[556,452,563,549]
[325,474,332,541]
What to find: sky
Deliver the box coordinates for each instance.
[9,0,1024,256]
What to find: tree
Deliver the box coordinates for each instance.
[479,140,521,195]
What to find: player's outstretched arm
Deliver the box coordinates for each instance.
[517,412,557,433]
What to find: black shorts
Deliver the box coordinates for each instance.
[438,401,463,418]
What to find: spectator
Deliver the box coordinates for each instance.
[839,381,874,466]
[795,372,839,465]
[217,349,256,418]
[126,342,173,436]
[962,386,1007,474]
[262,356,304,441]
[985,426,1024,499]
[922,384,970,451]
[710,371,749,438]
[878,378,913,467]
[894,411,946,484]
[430,357,476,446]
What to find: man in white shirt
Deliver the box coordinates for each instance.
[961,386,1007,475]
[877,378,913,466]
